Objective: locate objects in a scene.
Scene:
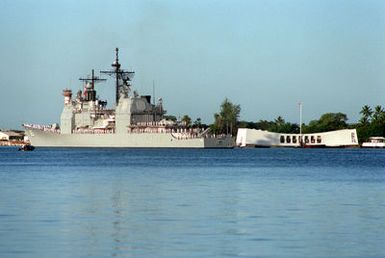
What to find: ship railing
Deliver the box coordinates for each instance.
[128,127,173,134]
[134,121,175,127]
[170,132,201,140]
[197,127,211,137]
[209,133,229,138]
[72,128,114,134]
[168,128,229,140]
[128,127,206,139]
[169,128,209,140]
[23,123,61,134]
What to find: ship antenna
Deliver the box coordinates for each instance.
[113,48,121,104]
[115,47,119,66]
[101,48,135,105]
[153,80,155,105]
[79,69,106,90]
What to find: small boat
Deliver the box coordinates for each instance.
[361,137,385,148]
[19,144,35,151]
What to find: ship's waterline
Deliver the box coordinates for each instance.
[24,127,233,148]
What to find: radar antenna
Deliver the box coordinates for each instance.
[100,48,135,105]
[79,69,106,89]
[79,69,106,102]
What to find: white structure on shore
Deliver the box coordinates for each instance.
[0,131,24,142]
[236,128,359,148]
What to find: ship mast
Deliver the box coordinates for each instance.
[79,69,106,90]
[100,48,135,105]
[79,69,106,102]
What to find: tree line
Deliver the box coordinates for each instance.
[356,105,385,142]
[238,112,349,134]
[163,98,241,136]
[165,99,385,143]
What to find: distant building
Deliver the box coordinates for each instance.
[0,131,25,142]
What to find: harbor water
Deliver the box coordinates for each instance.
[1,147,385,257]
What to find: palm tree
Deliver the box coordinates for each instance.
[359,105,373,125]
[211,113,223,134]
[181,115,192,127]
[372,105,384,122]
[274,116,285,125]
[193,118,202,128]
[218,98,241,135]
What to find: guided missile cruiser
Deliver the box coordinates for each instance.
[23,48,233,148]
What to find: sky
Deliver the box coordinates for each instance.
[1,0,384,129]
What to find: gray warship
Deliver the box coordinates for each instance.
[23,48,233,148]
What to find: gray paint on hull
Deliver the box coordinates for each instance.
[25,128,234,148]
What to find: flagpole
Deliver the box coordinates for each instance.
[299,102,303,146]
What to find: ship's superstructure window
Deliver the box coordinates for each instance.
[292,136,297,143]
[280,135,285,143]
[311,136,315,143]
[317,136,322,143]
[305,136,309,143]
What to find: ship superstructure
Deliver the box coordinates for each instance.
[24,48,233,148]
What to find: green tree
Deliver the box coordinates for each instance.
[210,113,223,134]
[213,98,241,135]
[359,105,373,125]
[255,120,275,131]
[181,115,192,127]
[372,105,384,122]
[193,118,202,128]
[267,116,299,133]
[274,116,285,125]
[368,105,385,137]
[163,115,177,122]
[356,124,371,143]
[267,116,284,132]
[357,105,373,142]
[304,112,348,133]
[237,120,260,130]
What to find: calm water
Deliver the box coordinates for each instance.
[1,147,385,257]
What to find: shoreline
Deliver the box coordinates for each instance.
[0,141,28,147]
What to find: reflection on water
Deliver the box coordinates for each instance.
[111,189,123,257]
[0,147,385,257]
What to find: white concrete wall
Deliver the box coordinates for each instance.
[236,128,358,147]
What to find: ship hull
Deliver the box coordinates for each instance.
[24,128,234,148]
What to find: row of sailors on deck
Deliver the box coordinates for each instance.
[73,127,202,134]
[23,124,60,133]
